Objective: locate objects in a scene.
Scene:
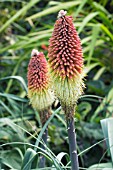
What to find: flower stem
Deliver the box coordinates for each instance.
[67,117,79,170]
[39,127,48,168]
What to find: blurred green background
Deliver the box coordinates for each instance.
[0,0,113,169]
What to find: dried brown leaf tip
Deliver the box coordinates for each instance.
[48,10,85,110]
[27,49,54,111]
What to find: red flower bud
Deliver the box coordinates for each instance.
[27,49,54,111]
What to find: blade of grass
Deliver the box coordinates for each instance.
[93,67,106,80]
[74,0,88,18]
[99,12,113,32]
[0,93,28,102]
[87,24,100,66]
[0,76,27,92]
[0,123,62,169]
[0,0,41,33]
[34,107,61,150]
[107,118,113,163]
[78,139,106,156]
[0,99,14,116]
[0,0,26,2]
[100,24,113,41]
[81,36,92,45]
[84,63,99,74]
[91,87,113,122]
[21,148,37,170]
[81,94,103,99]
[78,12,99,34]
[0,33,51,54]
[26,1,81,21]
[91,119,113,169]
[5,55,27,93]
[10,107,63,169]
[101,119,109,148]
[92,1,110,15]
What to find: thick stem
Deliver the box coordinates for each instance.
[39,127,48,168]
[67,117,79,170]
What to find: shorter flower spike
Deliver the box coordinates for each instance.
[27,49,54,113]
[27,49,54,168]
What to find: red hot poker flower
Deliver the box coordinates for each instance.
[27,49,54,112]
[48,10,85,116]
[49,10,83,80]
[48,11,85,170]
[28,49,49,92]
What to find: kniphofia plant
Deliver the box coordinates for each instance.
[48,10,85,170]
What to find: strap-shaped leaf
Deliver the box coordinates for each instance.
[101,118,113,163]
[21,148,37,170]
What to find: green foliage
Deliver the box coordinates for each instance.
[21,148,37,170]
[101,118,113,163]
[88,118,113,169]
[0,0,113,169]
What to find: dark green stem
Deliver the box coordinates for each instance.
[67,117,79,170]
[39,127,48,168]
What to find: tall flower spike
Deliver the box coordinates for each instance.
[48,10,85,118]
[48,10,85,170]
[27,49,54,123]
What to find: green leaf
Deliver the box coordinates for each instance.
[87,25,100,65]
[78,139,106,156]
[92,2,110,15]
[26,1,81,20]
[74,0,88,18]
[1,148,23,169]
[34,107,61,150]
[51,152,69,170]
[78,12,99,34]
[91,87,113,121]
[81,36,92,45]
[21,148,37,170]
[0,76,28,92]
[55,114,66,127]
[87,80,105,95]
[108,118,113,163]
[88,162,113,170]
[101,118,113,163]
[99,12,113,32]
[56,152,69,162]
[100,24,113,41]
[0,93,28,102]
[78,102,91,119]
[100,119,109,148]
[0,0,41,32]
[85,63,99,74]
[93,67,106,80]
[0,100,14,116]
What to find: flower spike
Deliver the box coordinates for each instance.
[48,10,85,118]
[27,49,55,168]
[48,10,85,170]
[27,49,54,114]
